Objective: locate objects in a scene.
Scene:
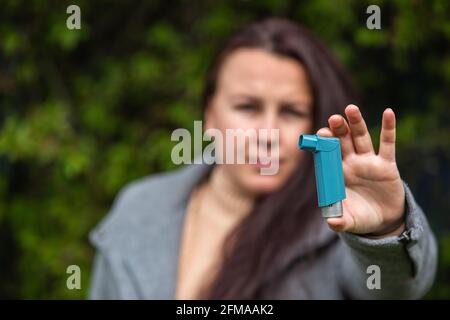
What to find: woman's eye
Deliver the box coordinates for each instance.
[235,104,258,112]
[281,108,309,118]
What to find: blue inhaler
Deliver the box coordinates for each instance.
[298,134,346,218]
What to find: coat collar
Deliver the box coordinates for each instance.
[106,160,337,299]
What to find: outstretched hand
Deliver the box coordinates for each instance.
[317,104,406,238]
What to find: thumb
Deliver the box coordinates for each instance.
[326,202,356,232]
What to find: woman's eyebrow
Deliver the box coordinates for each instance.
[229,94,262,103]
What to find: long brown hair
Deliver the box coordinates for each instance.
[201,17,358,299]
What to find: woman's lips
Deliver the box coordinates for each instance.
[250,158,283,169]
[255,160,272,168]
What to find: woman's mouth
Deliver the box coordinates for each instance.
[255,160,272,168]
[250,158,284,169]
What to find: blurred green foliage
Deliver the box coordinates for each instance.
[0,0,449,299]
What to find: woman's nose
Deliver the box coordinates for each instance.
[257,111,280,146]
[259,110,279,132]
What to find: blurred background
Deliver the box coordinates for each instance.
[0,0,449,299]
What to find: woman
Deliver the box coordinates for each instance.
[89,17,437,299]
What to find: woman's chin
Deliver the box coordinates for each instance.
[242,172,286,195]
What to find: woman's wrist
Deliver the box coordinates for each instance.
[365,221,406,239]
[363,199,407,239]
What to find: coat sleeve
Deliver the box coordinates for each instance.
[88,251,121,299]
[87,184,141,300]
[337,181,438,299]
[88,238,141,299]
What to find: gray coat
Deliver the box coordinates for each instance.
[88,162,438,299]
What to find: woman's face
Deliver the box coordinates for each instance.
[205,48,313,195]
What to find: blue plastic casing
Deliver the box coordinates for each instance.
[298,134,346,207]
